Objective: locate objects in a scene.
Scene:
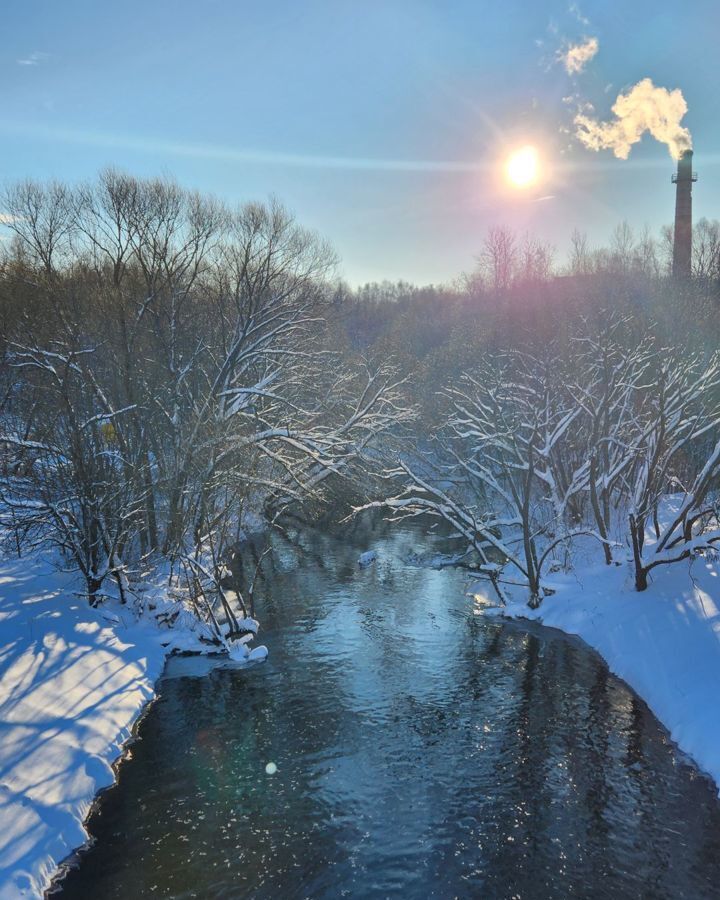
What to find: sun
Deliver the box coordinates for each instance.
[506,145,540,188]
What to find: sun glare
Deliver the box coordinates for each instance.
[506,145,539,188]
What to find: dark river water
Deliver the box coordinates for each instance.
[53,520,720,899]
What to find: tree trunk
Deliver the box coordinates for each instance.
[629,513,648,591]
[634,568,649,591]
[143,453,159,551]
[589,462,612,565]
[87,575,104,606]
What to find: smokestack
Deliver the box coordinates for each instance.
[672,149,696,278]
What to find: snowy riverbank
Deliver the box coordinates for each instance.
[0,553,265,899]
[483,551,720,796]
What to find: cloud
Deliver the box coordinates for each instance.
[574,78,692,160]
[17,51,48,67]
[560,36,599,74]
[0,213,17,225]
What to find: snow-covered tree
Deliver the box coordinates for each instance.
[364,350,591,607]
[567,316,654,563]
[0,173,409,614]
[0,343,142,602]
[626,349,720,590]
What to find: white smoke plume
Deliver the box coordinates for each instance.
[560,36,598,74]
[574,77,692,160]
[568,2,591,27]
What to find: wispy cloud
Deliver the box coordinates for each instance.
[0,213,17,225]
[0,121,496,174]
[17,51,48,67]
[560,36,599,74]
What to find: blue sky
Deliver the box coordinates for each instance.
[2,0,720,284]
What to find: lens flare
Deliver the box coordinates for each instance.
[506,146,539,188]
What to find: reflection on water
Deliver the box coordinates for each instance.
[54,520,720,899]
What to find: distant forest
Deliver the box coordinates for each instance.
[2,171,720,626]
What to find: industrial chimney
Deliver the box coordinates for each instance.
[672,149,696,278]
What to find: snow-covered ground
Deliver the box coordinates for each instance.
[482,550,720,796]
[0,553,265,899]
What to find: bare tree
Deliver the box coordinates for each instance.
[659,224,674,276]
[568,228,592,276]
[692,218,720,284]
[480,226,517,293]
[609,221,635,274]
[517,234,555,284]
[635,225,660,278]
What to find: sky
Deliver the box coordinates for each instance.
[2,0,720,285]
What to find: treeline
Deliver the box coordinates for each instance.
[2,169,720,617]
[335,222,720,354]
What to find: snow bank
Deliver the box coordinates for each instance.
[482,553,720,795]
[0,555,168,897]
[0,553,264,898]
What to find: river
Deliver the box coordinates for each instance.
[52,520,720,899]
